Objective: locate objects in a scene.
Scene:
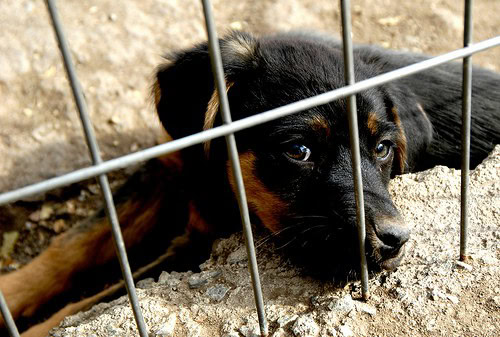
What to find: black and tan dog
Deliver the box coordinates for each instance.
[1,32,499,336]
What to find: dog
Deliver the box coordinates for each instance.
[1,31,499,336]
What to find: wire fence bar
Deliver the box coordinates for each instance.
[460,0,474,262]
[339,0,370,300]
[0,37,498,207]
[0,291,20,337]
[44,0,149,335]
[200,1,268,335]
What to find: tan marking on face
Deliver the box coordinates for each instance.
[308,115,330,137]
[227,152,288,232]
[203,82,234,156]
[367,111,378,136]
[391,107,408,173]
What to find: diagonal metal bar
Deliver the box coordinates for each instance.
[339,0,369,300]
[0,291,20,337]
[200,0,268,335]
[0,37,498,207]
[460,0,474,262]
[44,0,148,335]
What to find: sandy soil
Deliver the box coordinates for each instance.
[0,0,498,336]
[52,146,500,337]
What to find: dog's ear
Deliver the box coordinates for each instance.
[152,31,258,141]
[383,83,433,174]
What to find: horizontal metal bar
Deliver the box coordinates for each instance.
[0,36,498,205]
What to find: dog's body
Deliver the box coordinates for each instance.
[1,32,499,336]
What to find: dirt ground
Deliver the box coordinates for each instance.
[0,0,499,336]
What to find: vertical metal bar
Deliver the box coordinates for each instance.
[339,0,369,300]
[0,291,20,337]
[460,0,473,262]
[200,1,268,335]
[44,1,149,335]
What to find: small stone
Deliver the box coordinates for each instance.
[188,275,207,289]
[39,205,54,220]
[155,313,176,337]
[292,315,319,337]
[158,271,181,289]
[490,296,500,307]
[356,302,377,316]
[52,219,67,233]
[277,314,298,328]
[455,261,473,271]
[327,295,355,314]
[136,277,154,289]
[227,247,248,264]
[188,270,221,289]
[338,324,354,337]
[446,294,459,304]
[239,323,260,337]
[206,284,230,302]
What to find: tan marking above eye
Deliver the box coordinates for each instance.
[307,114,331,137]
[367,111,378,136]
[391,106,407,173]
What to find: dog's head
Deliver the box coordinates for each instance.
[153,32,432,280]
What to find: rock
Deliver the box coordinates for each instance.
[187,270,221,289]
[338,324,354,337]
[356,302,377,316]
[154,313,176,337]
[277,314,298,328]
[158,271,181,289]
[226,246,248,264]
[136,277,155,289]
[239,323,260,337]
[455,261,473,271]
[446,295,459,304]
[292,315,319,337]
[327,295,355,314]
[206,284,230,302]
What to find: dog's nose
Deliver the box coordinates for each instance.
[377,225,410,252]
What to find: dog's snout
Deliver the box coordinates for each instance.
[377,225,410,251]
[374,216,410,256]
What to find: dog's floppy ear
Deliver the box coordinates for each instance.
[152,31,258,140]
[383,83,433,174]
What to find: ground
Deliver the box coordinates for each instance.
[0,0,498,336]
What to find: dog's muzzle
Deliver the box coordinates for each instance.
[371,216,410,270]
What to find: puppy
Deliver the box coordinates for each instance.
[1,31,499,336]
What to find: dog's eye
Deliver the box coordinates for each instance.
[375,141,392,160]
[285,144,312,161]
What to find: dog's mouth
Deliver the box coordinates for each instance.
[367,216,410,271]
[377,244,406,270]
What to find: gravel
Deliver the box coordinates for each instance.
[51,146,500,337]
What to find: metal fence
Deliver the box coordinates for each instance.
[0,0,498,336]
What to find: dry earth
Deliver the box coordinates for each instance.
[0,0,499,336]
[53,146,500,337]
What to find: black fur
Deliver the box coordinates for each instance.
[154,31,499,278]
